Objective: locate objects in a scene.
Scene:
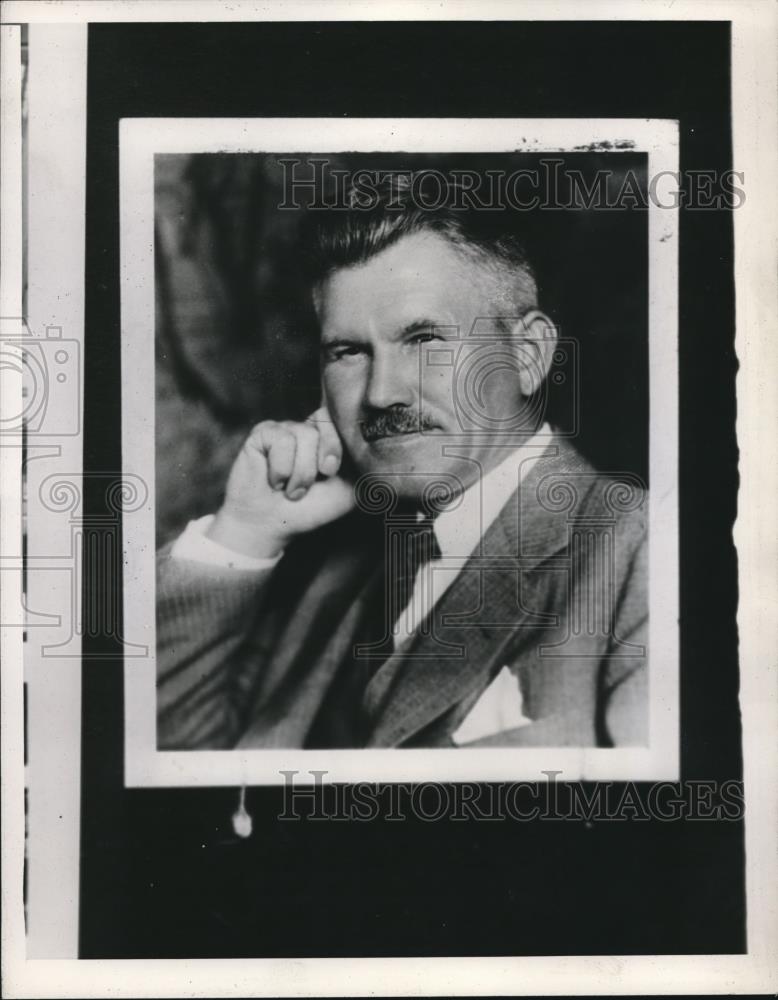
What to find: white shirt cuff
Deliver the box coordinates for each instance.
[170,514,283,571]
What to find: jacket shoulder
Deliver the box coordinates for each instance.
[546,439,648,538]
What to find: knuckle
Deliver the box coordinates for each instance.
[269,437,294,464]
[249,421,282,452]
[274,427,297,449]
[296,422,320,447]
[247,421,271,445]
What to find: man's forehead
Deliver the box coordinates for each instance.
[317,232,491,334]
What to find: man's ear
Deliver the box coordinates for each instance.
[510,310,558,397]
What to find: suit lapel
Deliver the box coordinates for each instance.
[364,438,592,747]
[236,525,381,748]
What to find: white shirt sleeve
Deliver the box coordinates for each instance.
[170,514,283,571]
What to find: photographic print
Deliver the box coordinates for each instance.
[120,119,679,785]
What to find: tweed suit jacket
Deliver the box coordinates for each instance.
[157,438,648,750]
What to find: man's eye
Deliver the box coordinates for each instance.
[326,345,364,362]
[409,331,442,345]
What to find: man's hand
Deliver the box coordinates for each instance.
[206,406,355,559]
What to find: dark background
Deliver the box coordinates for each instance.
[81,21,742,957]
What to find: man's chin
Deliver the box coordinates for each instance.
[351,436,469,506]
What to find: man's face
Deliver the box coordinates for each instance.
[318,231,535,501]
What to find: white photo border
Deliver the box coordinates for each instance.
[120,117,680,787]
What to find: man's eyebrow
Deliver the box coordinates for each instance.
[321,319,451,348]
[400,319,452,337]
[320,335,363,349]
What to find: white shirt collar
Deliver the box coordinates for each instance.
[432,423,552,559]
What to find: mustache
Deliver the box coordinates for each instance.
[360,406,439,442]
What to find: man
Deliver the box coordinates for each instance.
[157,178,647,750]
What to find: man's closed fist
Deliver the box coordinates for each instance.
[206,406,356,559]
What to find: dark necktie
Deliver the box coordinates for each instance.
[385,517,443,637]
[305,516,442,748]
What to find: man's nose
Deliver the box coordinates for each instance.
[364,350,415,411]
